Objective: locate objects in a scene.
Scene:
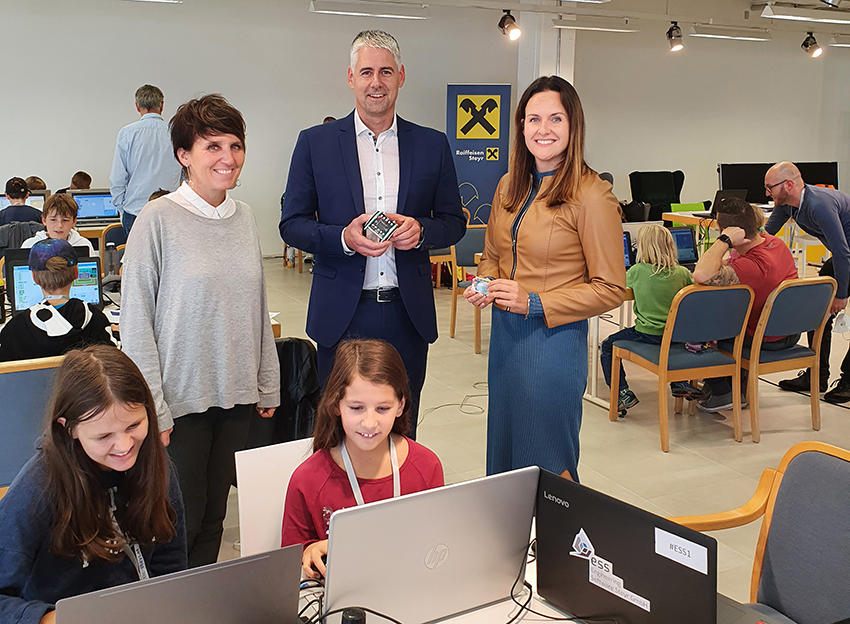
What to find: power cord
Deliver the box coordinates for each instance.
[416,381,488,429]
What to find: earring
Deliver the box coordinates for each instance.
[235,179,242,188]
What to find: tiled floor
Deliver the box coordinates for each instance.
[220,257,850,603]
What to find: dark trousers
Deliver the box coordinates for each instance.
[808,258,850,380]
[167,404,252,568]
[121,211,137,237]
[600,327,663,392]
[706,333,801,396]
[317,297,428,440]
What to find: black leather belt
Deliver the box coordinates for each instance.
[361,288,401,303]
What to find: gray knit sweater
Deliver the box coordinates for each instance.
[121,197,280,432]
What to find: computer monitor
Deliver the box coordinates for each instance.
[0,189,50,211]
[68,189,120,220]
[3,248,102,315]
[718,162,839,204]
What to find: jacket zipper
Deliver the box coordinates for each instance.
[510,181,537,280]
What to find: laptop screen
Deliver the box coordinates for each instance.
[0,190,49,211]
[72,193,119,219]
[9,258,101,314]
[623,232,632,269]
[670,227,698,263]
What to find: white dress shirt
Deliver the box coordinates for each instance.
[167,181,237,219]
[353,110,400,289]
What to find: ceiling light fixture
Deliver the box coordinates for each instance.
[667,21,684,51]
[828,33,850,46]
[761,4,850,25]
[498,10,522,40]
[688,24,771,41]
[821,0,842,7]
[801,31,824,56]
[309,0,429,20]
[551,17,639,33]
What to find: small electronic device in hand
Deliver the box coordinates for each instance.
[473,276,493,295]
[363,211,398,243]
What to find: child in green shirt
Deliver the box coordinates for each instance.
[601,224,698,415]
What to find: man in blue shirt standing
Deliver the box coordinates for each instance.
[109,85,181,235]
[765,161,850,403]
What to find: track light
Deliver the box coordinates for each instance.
[801,32,824,57]
[667,21,684,51]
[498,10,521,40]
[821,0,841,7]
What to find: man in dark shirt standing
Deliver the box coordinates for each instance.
[0,178,41,226]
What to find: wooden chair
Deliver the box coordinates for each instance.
[0,355,64,486]
[734,277,836,443]
[450,225,487,354]
[671,441,850,624]
[430,208,469,289]
[99,222,127,255]
[609,284,754,452]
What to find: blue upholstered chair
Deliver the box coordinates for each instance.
[735,277,836,443]
[0,356,63,487]
[450,225,487,354]
[609,284,754,452]
[671,441,850,624]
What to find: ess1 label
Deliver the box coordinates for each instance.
[654,527,708,575]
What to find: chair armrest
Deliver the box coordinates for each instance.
[668,468,778,531]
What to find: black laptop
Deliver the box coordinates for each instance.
[693,189,750,219]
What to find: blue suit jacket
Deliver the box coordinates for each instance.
[765,184,850,297]
[279,112,466,347]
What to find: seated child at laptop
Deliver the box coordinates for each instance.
[600,224,700,415]
[0,239,115,362]
[20,193,94,256]
[281,339,444,579]
[0,346,187,624]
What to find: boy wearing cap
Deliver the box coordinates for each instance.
[20,193,94,256]
[0,239,115,362]
[0,177,42,226]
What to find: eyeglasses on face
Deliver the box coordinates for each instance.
[765,179,790,192]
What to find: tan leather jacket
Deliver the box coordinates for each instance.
[477,172,626,328]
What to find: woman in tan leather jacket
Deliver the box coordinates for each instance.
[464,76,626,481]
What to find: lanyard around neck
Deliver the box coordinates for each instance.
[340,435,400,506]
[108,487,149,581]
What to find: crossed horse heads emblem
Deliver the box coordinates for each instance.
[459,98,498,135]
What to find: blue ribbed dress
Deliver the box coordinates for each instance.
[486,170,588,481]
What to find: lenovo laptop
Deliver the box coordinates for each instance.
[323,466,540,624]
[56,543,303,624]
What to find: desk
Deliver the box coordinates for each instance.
[78,225,109,242]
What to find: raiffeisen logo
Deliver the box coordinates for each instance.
[543,490,570,508]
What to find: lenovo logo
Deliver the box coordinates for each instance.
[543,490,570,508]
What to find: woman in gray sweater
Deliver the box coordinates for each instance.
[121,94,280,568]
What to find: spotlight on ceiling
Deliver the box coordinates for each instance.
[802,31,824,56]
[667,21,684,51]
[821,0,841,7]
[498,10,521,40]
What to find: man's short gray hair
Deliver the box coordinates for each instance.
[349,30,402,70]
[135,84,164,111]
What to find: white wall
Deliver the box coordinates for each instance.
[574,25,850,203]
[1,0,518,254]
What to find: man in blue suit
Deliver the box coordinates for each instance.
[280,30,466,438]
[765,161,850,403]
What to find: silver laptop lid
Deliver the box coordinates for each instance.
[323,466,539,624]
[56,544,303,624]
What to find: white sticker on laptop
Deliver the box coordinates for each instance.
[570,529,651,613]
[654,527,708,575]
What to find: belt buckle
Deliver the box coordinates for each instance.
[376,289,393,303]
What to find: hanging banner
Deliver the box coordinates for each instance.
[446,83,511,225]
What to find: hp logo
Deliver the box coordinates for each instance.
[424,544,450,569]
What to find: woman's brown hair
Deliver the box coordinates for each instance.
[42,345,177,562]
[312,339,411,452]
[503,76,592,213]
[170,94,246,177]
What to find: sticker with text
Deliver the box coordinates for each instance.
[570,528,651,613]
[654,527,708,575]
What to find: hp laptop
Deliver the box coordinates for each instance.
[3,247,102,314]
[669,226,700,271]
[323,466,540,624]
[69,189,121,225]
[56,543,303,624]
[693,189,749,219]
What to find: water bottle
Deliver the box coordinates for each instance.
[105,242,119,276]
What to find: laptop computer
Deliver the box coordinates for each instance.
[69,189,121,225]
[55,543,303,624]
[693,189,749,219]
[623,231,636,270]
[3,247,102,314]
[669,226,700,271]
[323,466,540,624]
[0,189,50,211]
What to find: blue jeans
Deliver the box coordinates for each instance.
[121,211,137,237]
[601,327,663,393]
[705,333,801,396]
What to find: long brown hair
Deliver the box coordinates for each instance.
[42,346,177,562]
[313,340,411,452]
[503,76,592,213]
